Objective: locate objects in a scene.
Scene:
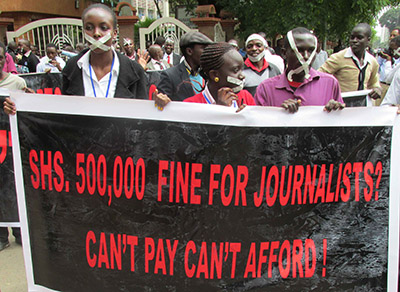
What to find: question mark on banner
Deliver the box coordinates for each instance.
[0,130,7,164]
[374,161,383,201]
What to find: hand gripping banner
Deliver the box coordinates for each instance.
[9,93,400,291]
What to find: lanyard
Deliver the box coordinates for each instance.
[89,55,115,98]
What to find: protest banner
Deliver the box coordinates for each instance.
[19,72,63,95]
[9,93,400,291]
[0,90,18,226]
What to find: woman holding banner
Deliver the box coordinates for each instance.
[154,42,255,111]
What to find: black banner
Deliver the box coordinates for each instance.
[16,106,392,291]
[0,94,18,223]
[19,72,63,95]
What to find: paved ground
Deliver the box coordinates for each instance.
[0,228,28,292]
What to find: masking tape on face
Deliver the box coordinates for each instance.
[227,76,244,93]
[248,50,265,63]
[123,38,133,46]
[84,32,112,52]
[394,47,400,58]
[286,30,317,82]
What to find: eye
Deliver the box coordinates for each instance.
[85,24,93,31]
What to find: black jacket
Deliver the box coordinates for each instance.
[157,61,196,101]
[62,49,148,99]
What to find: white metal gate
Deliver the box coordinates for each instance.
[139,17,195,53]
[6,18,84,56]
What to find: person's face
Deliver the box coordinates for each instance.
[18,40,29,53]
[285,33,316,72]
[245,40,264,58]
[213,49,245,89]
[124,39,134,55]
[165,42,174,54]
[188,44,206,66]
[389,41,400,58]
[83,8,117,53]
[349,27,370,55]
[0,47,5,72]
[46,47,57,60]
[390,29,400,41]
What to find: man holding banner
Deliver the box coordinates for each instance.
[255,27,345,113]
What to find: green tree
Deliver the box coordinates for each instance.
[379,7,400,32]
[216,0,400,41]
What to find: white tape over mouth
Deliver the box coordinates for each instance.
[286,30,317,82]
[227,76,244,93]
[394,47,400,58]
[248,50,265,63]
[84,32,112,52]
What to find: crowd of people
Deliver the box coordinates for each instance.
[0,3,399,250]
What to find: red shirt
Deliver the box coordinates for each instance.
[184,89,256,105]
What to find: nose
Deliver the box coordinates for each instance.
[93,27,102,38]
[303,50,310,61]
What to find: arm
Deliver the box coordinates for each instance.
[367,60,382,100]
[318,53,340,75]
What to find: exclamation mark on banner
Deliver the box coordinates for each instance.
[322,239,327,277]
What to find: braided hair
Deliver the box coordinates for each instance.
[200,42,236,80]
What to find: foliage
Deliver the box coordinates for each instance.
[215,0,400,42]
[134,18,157,47]
[379,7,400,31]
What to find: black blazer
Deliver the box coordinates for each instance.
[157,62,196,101]
[62,49,148,99]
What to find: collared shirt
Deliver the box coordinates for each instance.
[183,59,204,94]
[151,58,165,70]
[381,68,400,106]
[163,52,174,65]
[255,68,343,106]
[344,47,373,69]
[36,56,66,73]
[318,48,380,93]
[77,49,120,98]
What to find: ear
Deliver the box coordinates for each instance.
[208,69,219,81]
[186,47,193,57]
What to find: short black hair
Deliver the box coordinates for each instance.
[391,35,400,47]
[82,3,117,29]
[46,43,57,50]
[353,23,372,38]
[284,27,314,49]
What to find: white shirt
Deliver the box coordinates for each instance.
[264,50,284,73]
[163,52,174,65]
[36,56,66,73]
[151,58,166,70]
[344,47,374,69]
[381,68,400,106]
[77,49,120,98]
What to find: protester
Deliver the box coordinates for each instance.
[243,33,281,96]
[319,23,381,100]
[61,4,148,98]
[16,39,39,73]
[255,27,344,113]
[146,44,170,70]
[3,51,17,74]
[6,41,17,62]
[155,42,254,109]
[163,38,181,67]
[383,36,400,84]
[157,31,213,101]
[36,43,66,73]
[380,66,400,106]
[228,39,240,51]
[0,41,29,250]
[122,37,149,70]
[154,36,166,48]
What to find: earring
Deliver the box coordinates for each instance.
[214,77,220,82]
